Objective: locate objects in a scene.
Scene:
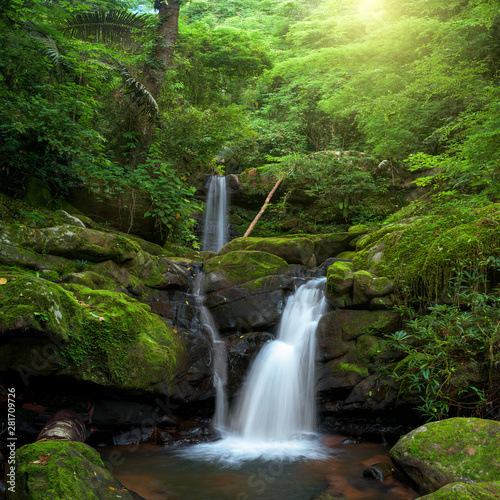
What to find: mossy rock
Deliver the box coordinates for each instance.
[353,204,500,300]
[326,261,354,307]
[219,236,316,266]
[0,222,141,274]
[204,250,289,292]
[0,270,183,392]
[390,418,500,494]
[418,481,500,499]
[10,440,143,500]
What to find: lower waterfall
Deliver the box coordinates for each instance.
[184,277,328,462]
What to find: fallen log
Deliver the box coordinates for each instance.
[36,409,86,443]
[243,177,284,237]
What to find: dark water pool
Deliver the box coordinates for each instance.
[99,435,419,500]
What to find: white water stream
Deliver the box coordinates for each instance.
[193,274,228,431]
[231,278,328,441]
[184,278,329,462]
[202,175,228,252]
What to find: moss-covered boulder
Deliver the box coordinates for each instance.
[390,418,500,494]
[326,261,394,308]
[316,310,400,403]
[353,204,500,300]
[204,250,289,292]
[418,481,500,499]
[0,223,140,263]
[326,261,355,307]
[308,233,360,264]
[219,236,316,266]
[0,270,183,393]
[317,309,400,361]
[10,440,143,500]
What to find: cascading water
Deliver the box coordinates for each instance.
[193,274,228,431]
[182,277,329,462]
[202,175,228,252]
[231,278,328,441]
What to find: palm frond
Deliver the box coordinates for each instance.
[24,21,67,71]
[61,9,151,45]
[115,63,159,122]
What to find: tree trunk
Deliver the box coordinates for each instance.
[129,0,180,170]
[143,0,180,97]
[243,177,284,237]
[36,410,86,443]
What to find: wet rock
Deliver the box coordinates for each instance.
[317,309,400,362]
[204,275,295,333]
[209,290,286,333]
[418,481,500,499]
[171,330,214,402]
[362,463,395,481]
[338,437,360,445]
[226,331,275,394]
[112,427,155,446]
[390,417,500,494]
[343,373,398,410]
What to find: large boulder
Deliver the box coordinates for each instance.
[9,440,144,500]
[219,236,316,267]
[203,250,289,292]
[316,309,400,405]
[205,275,295,333]
[317,309,400,362]
[219,233,359,267]
[0,270,183,393]
[326,261,394,308]
[390,418,500,495]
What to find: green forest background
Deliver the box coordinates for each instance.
[2,0,499,242]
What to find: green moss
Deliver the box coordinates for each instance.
[204,250,289,290]
[0,270,183,392]
[391,418,500,483]
[0,271,82,339]
[59,284,181,390]
[353,204,500,301]
[220,236,315,265]
[418,481,500,499]
[336,362,369,377]
[326,261,354,296]
[13,441,139,500]
[337,251,356,259]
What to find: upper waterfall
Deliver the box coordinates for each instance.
[202,176,228,253]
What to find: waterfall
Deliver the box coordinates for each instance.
[230,278,328,441]
[193,274,228,431]
[202,176,228,253]
[180,278,329,463]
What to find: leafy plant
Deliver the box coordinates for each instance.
[382,267,500,421]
